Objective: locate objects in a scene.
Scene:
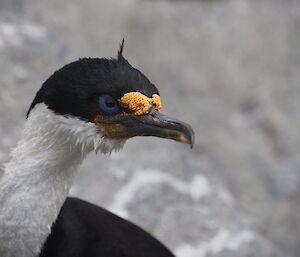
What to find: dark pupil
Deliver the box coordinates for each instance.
[105,98,116,108]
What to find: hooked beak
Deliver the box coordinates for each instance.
[97,108,195,148]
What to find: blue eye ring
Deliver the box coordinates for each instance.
[98,94,120,115]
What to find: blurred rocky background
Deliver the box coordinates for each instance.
[0,0,299,256]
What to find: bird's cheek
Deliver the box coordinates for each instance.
[94,114,130,139]
[100,123,130,139]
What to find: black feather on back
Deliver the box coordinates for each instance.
[39,198,175,257]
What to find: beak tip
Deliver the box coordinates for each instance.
[177,124,194,148]
[185,123,195,149]
[189,132,195,149]
[190,141,194,149]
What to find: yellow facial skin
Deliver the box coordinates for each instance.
[118,92,162,115]
[94,92,162,138]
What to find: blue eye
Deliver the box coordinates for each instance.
[98,95,120,114]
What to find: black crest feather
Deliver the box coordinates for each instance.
[117,38,125,61]
[27,41,159,119]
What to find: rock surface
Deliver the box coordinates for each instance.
[0,0,299,256]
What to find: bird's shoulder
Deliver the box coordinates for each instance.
[39,197,175,257]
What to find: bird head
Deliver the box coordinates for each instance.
[27,41,194,154]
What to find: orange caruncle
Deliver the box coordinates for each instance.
[119,92,162,115]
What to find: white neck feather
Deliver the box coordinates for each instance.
[0,103,125,257]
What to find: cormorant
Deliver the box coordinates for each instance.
[0,41,194,257]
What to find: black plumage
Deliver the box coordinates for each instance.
[27,57,158,121]
[40,198,175,257]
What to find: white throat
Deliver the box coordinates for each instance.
[0,103,125,257]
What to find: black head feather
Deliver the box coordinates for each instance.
[27,46,159,121]
[117,38,125,62]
